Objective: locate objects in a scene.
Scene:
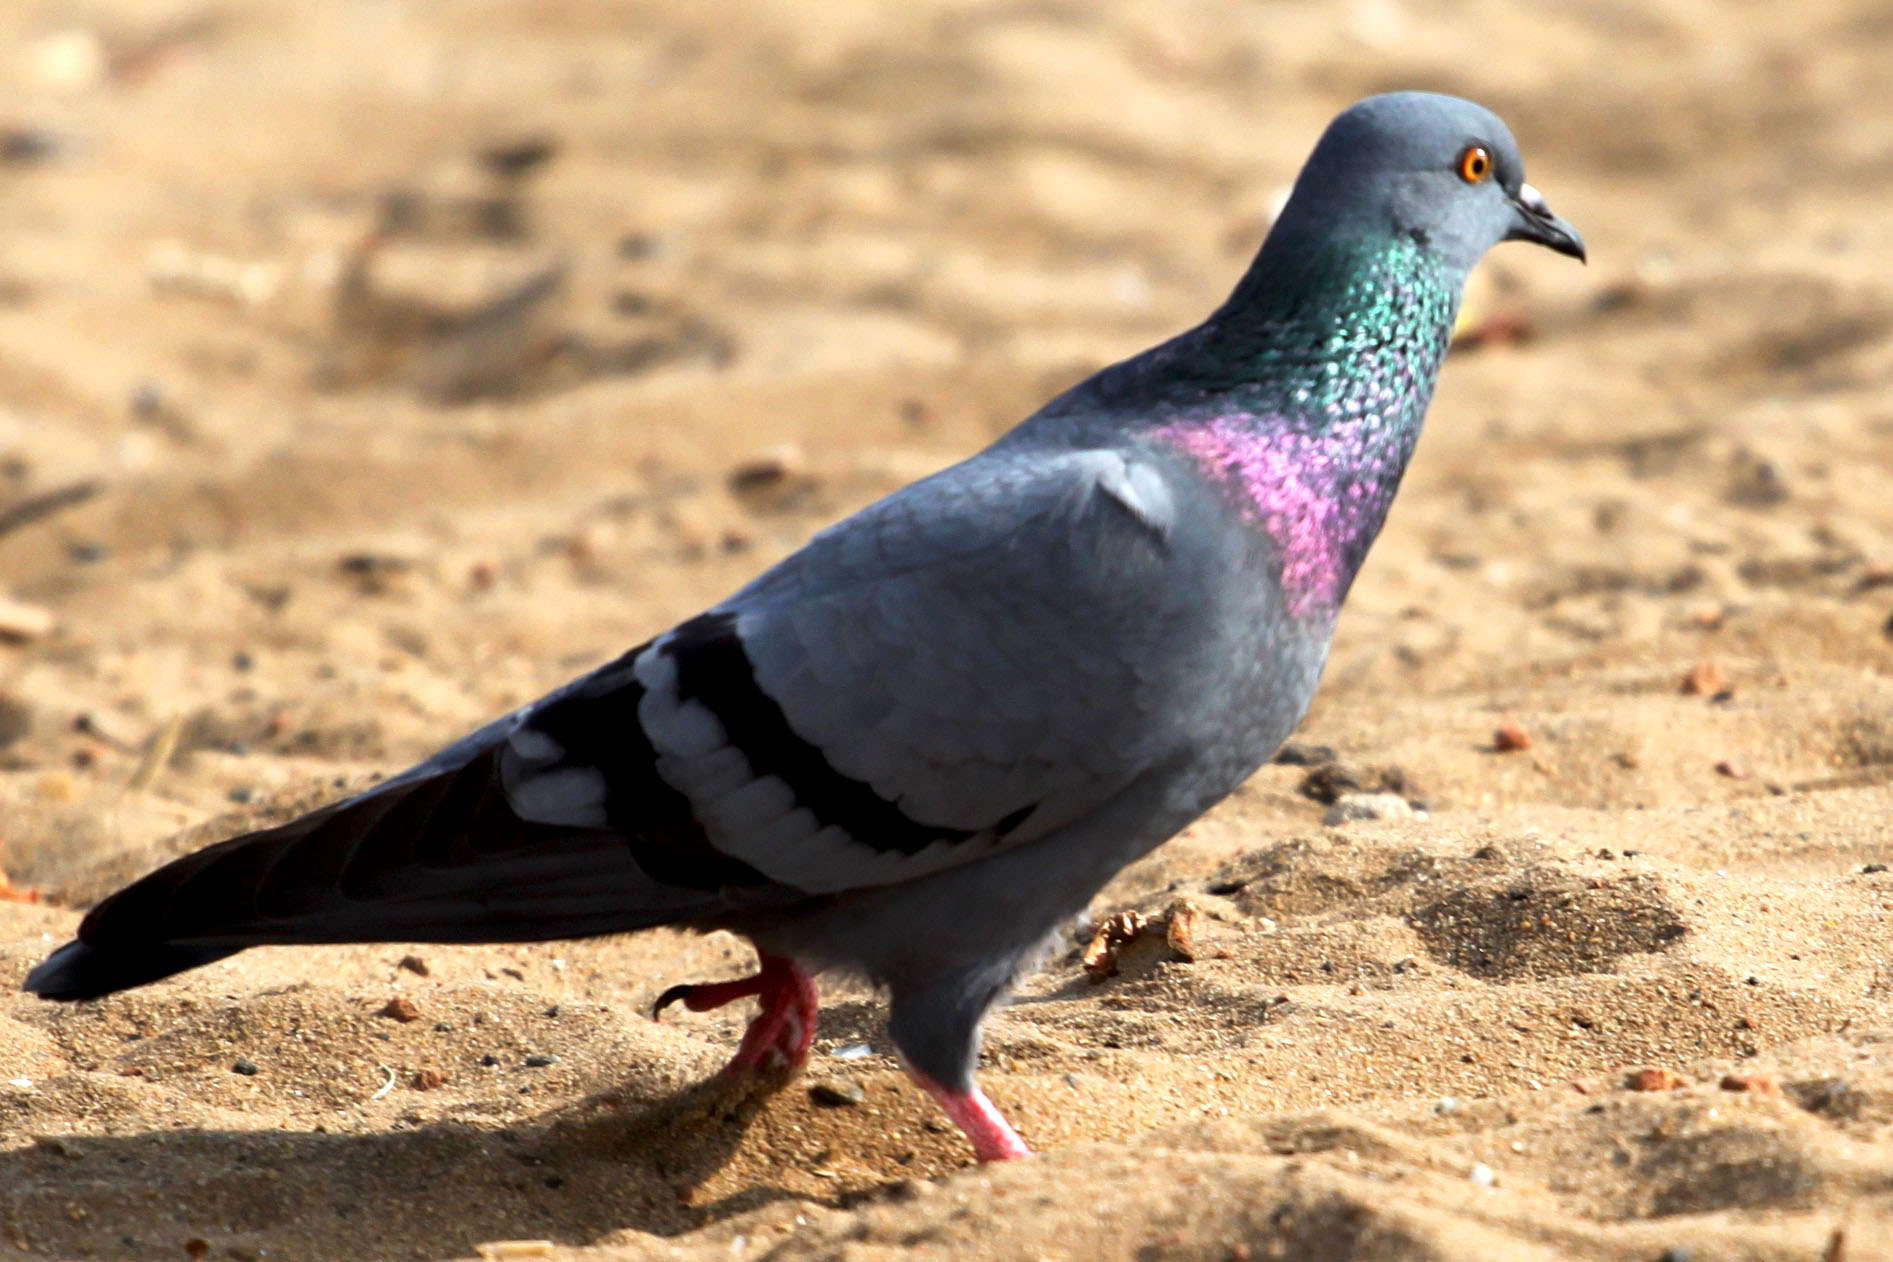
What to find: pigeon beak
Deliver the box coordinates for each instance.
[1506,183,1586,262]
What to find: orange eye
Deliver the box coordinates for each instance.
[1457,145,1493,183]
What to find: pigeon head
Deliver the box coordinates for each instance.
[1270,91,1585,274]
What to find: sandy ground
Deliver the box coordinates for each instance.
[2,1,1892,1258]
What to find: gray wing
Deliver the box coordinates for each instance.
[508,442,1221,894]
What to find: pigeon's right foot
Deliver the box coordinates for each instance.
[654,953,819,1077]
[904,1062,1032,1162]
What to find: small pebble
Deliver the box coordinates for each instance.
[232,1060,259,1076]
[1298,762,1365,803]
[479,1054,501,1068]
[809,1079,866,1107]
[1493,721,1532,752]
[1680,661,1724,696]
[0,595,55,641]
[1719,1072,1780,1097]
[1433,1097,1461,1115]
[727,444,813,509]
[1323,792,1416,826]
[886,1178,933,1201]
[829,1043,873,1060]
[0,126,63,165]
[1272,741,1336,766]
[1468,1163,1496,1188]
[523,1054,557,1068]
[617,233,661,260]
[380,997,421,1023]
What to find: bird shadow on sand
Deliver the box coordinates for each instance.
[0,1074,812,1261]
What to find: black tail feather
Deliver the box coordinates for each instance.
[25,940,242,1001]
[19,734,747,1002]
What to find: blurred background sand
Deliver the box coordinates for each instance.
[1,1,1892,1258]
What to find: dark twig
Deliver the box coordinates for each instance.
[0,480,101,541]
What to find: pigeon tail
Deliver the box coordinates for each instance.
[22,737,745,1002]
[25,940,242,1000]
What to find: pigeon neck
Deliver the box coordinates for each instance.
[1156,235,1463,620]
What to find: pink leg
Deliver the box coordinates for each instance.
[904,1062,1032,1162]
[653,953,820,1077]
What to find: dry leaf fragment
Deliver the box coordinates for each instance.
[1081,911,1146,980]
[1164,901,1199,962]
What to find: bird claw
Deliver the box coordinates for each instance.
[652,954,821,1078]
[903,1062,1032,1162]
[650,983,694,1019]
[650,971,767,1020]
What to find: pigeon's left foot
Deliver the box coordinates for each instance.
[905,1063,1032,1162]
[654,953,819,1076]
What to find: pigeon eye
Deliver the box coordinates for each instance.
[1457,145,1493,184]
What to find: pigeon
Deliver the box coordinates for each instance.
[25,92,1582,1162]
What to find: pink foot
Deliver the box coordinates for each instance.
[653,953,819,1077]
[905,1062,1032,1162]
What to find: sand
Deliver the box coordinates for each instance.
[2,1,1892,1258]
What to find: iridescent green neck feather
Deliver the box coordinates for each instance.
[1046,234,1466,618]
